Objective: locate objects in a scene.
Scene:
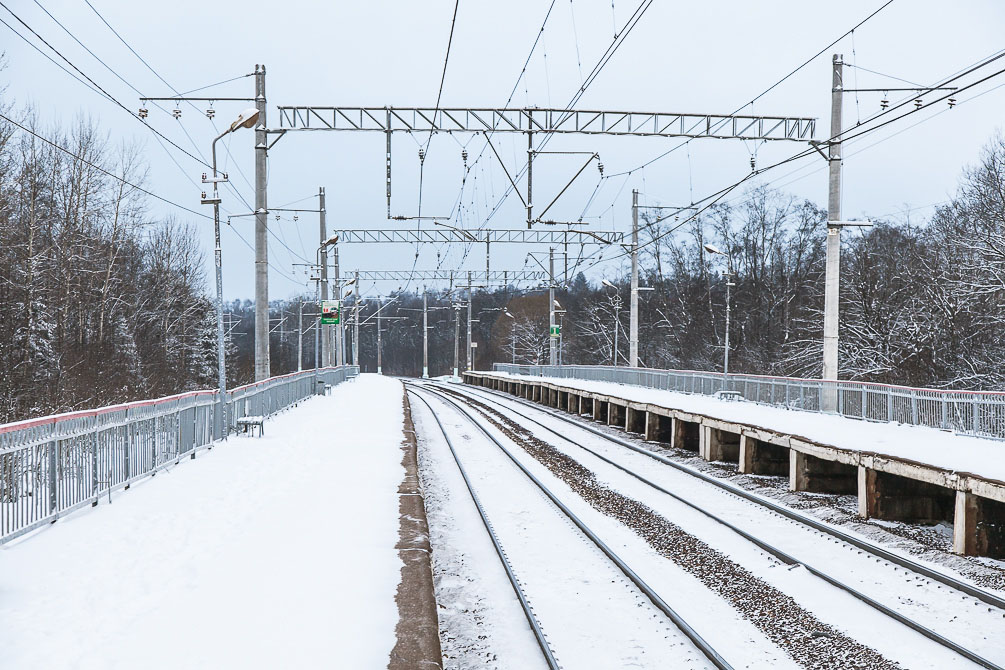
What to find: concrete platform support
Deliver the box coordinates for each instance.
[644,412,673,443]
[953,492,1005,558]
[580,397,593,417]
[673,418,700,452]
[594,400,609,422]
[738,436,788,476]
[608,403,626,428]
[700,426,740,463]
[858,467,955,524]
[567,393,580,415]
[557,390,567,410]
[789,451,858,493]
[626,407,646,435]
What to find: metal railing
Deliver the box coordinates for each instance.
[490,364,1005,440]
[0,365,358,544]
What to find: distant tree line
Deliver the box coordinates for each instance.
[0,105,219,422]
[345,134,1005,391]
[5,95,1005,423]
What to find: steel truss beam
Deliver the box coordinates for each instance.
[348,270,547,282]
[276,107,816,140]
[331,229,624,244]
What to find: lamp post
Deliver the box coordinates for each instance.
[315,234,339,391]
[202,107,259,444]
[703,244,734,375]
[504,310,516,364]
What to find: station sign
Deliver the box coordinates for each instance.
[550,325,561,338]
[321,300,341,325]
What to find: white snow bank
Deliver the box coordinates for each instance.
[483,372,1005,482]
[0,374,406,670]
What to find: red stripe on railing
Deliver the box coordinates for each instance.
[0,367,355,436]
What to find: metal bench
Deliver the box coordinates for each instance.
[714,390,744,401]
[236,415,265,437]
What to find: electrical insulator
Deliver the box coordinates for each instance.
[275,214,281,221]
[418,148,425,163]
[598,161,604,175]
[200,191,207,199]
[293,215,299,222]
[914,99,922,109]
[461,149,468,163]
[948,97,957,108]
[880,96,889,110]
[172,108,182,119]
[206,108,216,119]
[750,155,756,171]
[138,107,149,119]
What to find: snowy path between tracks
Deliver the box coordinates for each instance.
[484,372,1005,481]
[0,374,405,670]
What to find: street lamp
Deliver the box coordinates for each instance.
[504,310,516,364]
[601,280,621,366]
[703,244,734,375]
[202,106,259,444]
[315,235,339,391]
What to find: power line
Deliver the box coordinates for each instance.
[603,0,896,180]
[0,111,211,219]
[603,53,1005,264]
[0,1,212,169]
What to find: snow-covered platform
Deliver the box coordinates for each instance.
[0,374,434,669]
[465,371,1005,559]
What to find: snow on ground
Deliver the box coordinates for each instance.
[0,374,405,670]
[486,372,1005,481]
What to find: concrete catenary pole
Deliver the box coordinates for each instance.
[549,248,557,365]
[333,242,343,367]
[453,303,460,380]
[466,271,473,371]
[319,187,330,367]
[353,271,360,366]
[630,189,639,368]
[377,296,383,375]
[297,301,303,372]
[822,54,844,412]
[254,64,270,381]
[422,289,429,378]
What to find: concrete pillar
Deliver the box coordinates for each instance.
[739,435,755,474]
[626,408,645,434]
[858,466,878,519]
[953,491,978,556]
[789,450,808,491]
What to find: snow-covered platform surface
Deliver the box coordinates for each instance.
[478,371,1005,485]
[0,374,405,670]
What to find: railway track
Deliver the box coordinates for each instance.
[406,383,731,670]
[431,380,1005,670]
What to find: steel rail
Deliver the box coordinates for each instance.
[409,382,733,670]
[405,388,559,670]
[456,382,1005,608]
[439,382,1005,670]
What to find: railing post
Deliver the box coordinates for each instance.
[91,429,99,501]
[911,390,919,425]
[941,395,949,430]
[973,397,980,433]
[124,415,131,481]
[48,439,58,515]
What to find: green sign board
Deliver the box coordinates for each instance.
[321,300,340,325]
[550,324,561,338]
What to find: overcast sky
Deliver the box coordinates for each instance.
[4,0,1005,301]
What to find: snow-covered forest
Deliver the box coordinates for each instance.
[355,134,1005,391]
[0,106,219,422]
[4,96,1005,423]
